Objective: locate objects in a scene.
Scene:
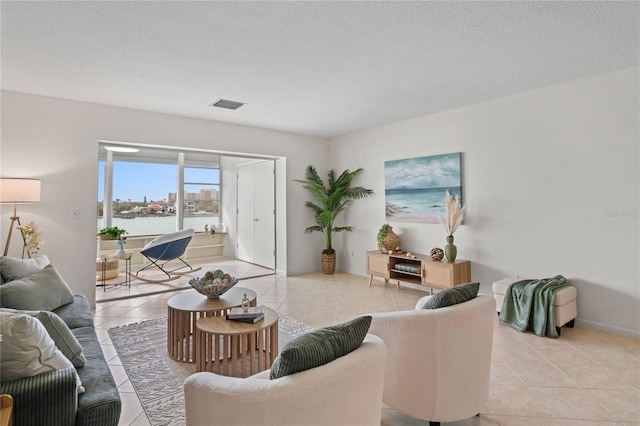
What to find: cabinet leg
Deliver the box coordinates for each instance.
[396,281,400,289]
[368,275,373,287]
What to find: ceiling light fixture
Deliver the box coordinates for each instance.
[210,99,246,110]
[104,146,140,153]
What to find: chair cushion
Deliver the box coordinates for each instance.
[0,308,86,367]
[0,264,74,311]
[0,311,84,393]
[421,282,480,309]
[141,229,194,251]
[270,315,372,379]
[0,255,50,282]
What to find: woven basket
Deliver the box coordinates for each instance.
[96,258,119,280]
[321,252,336,274]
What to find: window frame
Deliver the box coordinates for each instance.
[98,145,222,236]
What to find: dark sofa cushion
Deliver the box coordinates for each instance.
[72,326,121,426]
[54,295,94,329]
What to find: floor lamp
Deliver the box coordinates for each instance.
[0,178,41,257]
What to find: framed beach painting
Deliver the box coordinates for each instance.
[384,152,462,224]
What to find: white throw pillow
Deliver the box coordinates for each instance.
[0,311,84,393]
[0,307,86,367]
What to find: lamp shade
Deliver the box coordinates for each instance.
[0,178,41,203]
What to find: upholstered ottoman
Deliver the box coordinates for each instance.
[493,277,577,335]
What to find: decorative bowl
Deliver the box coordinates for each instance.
[430,247,444,261]
[189,269,238,299]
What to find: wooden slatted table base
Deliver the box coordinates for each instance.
[0,394,13,426]
[167,287,257,363]
[195,307,279,377]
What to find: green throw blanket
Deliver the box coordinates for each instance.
[499,275,569,338]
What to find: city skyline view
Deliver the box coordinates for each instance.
[98,161,219,202]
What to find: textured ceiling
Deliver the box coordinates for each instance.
[1,1,638,138]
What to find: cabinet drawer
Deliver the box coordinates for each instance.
[423,264,452,287]
[423,260,471,289]
[367,254,390,278]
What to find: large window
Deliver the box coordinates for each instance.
[183,166,220,232]
[98,144,221,236]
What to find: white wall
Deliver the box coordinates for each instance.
[331,67,640,338]
[2,67,637,337]
[0,90,329,305]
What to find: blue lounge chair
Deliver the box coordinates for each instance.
[136,228,196,280]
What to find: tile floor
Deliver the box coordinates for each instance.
[93,265,640,426]
[95,257,275,302]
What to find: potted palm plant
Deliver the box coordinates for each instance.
[294,165,373,274]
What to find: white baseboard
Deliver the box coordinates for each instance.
[576,318,640,339]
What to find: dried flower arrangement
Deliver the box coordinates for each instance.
[17,221,44,255]
[439,190,465,236]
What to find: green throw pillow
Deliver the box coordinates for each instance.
[270,315,371,379]
[0,307,86,367]
[0,264,74,311]
[0,255,50,282]
[421,282,480,309]
[34,311,86,367]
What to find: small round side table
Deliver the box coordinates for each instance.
[195,307,279,377]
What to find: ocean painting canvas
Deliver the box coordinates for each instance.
[385,152,462,223]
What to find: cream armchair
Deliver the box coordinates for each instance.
[183,334,386,426]
[369,295,495,426]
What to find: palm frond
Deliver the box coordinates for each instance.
[332,226,353,233]
[295,165,373,251]
[305,225,325,234]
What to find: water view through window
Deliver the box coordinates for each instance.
[98,158,220,237]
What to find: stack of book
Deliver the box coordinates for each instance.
[226,307,264,323]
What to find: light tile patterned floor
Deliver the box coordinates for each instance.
[95,257,274,302]
[93,265,640,426]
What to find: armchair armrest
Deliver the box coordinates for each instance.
[0,367,78,426]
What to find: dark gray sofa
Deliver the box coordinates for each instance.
[0,295,121,426]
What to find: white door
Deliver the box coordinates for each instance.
[237,161,275,269]
[237,165,255,264]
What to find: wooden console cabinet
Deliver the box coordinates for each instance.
[366,250,471,294]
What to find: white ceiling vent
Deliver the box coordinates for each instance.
[210,98,246,110]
